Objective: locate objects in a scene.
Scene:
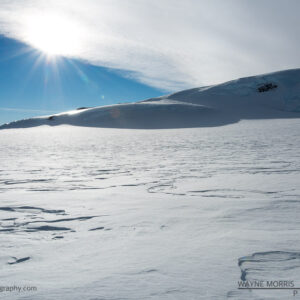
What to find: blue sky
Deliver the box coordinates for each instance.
[0,36,163,124]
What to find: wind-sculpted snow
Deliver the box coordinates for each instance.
[226,251,300,299]
[0,119,299,299]
[238,251,300,282]
[1,69,300,130]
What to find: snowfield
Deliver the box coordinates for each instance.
[0,70,300,299]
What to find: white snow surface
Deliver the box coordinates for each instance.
[0,119,300,299]
[0,69,300,299]
[1,68,300,129]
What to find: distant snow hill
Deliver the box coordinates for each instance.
[1,68,300,129]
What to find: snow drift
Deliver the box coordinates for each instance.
[1,68,300,129]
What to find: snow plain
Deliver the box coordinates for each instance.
[0,69,300,299]
[0,119,300,299]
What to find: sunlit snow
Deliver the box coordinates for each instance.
[0,69,300,299]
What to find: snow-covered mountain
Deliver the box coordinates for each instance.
[1,68,300,129]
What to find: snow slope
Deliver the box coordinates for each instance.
[1,69,300,129]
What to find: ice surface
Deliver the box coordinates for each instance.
[1,69,300,129]
[0,119,299,299]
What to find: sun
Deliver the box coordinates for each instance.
[23,13,83,57]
